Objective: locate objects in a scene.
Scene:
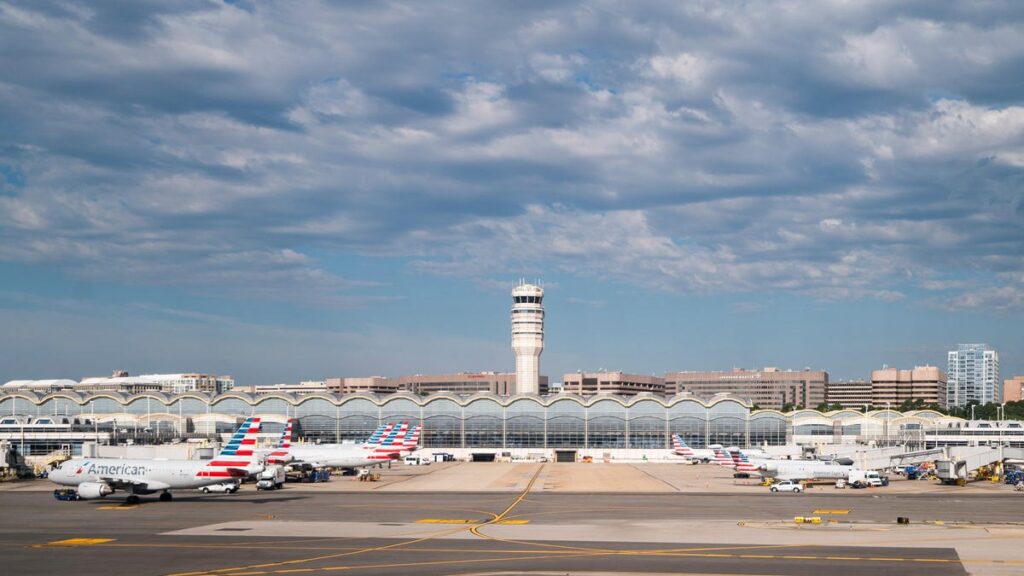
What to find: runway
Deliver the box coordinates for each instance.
[4,477,1023,575]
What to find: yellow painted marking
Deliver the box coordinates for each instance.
[45,538,115,547]
[415,518,475,524]
[814,509,850,515]
[497,519,529,525]
[97,505,138,510]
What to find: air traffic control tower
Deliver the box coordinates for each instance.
[511,281,545,395]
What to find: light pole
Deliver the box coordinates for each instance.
[971,404,975,422]
[884,402,891,447]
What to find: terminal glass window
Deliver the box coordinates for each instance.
[628,399,666,448]
[254,398,292,416]
[0,398,15,415]
[211,398,252,417]
[423,398,463,448]
[166,397,209,417]
[708,400,748,447]
[506,398,545,448]
[668,400,707,447]
[749,412,787,446]
[380,398,421,431]
[37,397,81,417]
[84,397,123,415]
[464,399,503,448]
[547,399,585,448]
[794,424,832,436]
[295,398,339,441]
[587,400,626,449]
[338,398,379,442]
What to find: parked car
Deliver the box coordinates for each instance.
[770,480,804,493]
[199,481,239,494]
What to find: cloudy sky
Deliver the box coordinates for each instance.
[1,1,1022,384]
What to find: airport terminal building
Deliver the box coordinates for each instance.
[4,389,1018,458]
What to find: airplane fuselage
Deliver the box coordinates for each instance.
[49,458,259,491]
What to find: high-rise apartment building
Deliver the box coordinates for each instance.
[665,367,827,410]
[947,344,1000,406]
[511,282,544,395]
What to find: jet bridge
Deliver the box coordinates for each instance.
[935,446,1024,484]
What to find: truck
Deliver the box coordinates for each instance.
[256,464,286,490]
[847,469,888,488]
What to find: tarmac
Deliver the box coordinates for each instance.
[2,462,1022,575]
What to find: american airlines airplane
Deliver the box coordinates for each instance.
[671,435,719,463]
[49,417,264,504]
[267,420,421,469]
[726,448,855,481]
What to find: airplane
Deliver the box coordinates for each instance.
[268,420,421,469]
[758,459,854,481]
[670,435,719,463]
[49,417,264,504]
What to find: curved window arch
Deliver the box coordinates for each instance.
[380,398,421,430]
[506,398,544,448]
[338,399,379,442]
[83,397,124,415]
[293,398,339,441]
[547,399,584,448]
[628,399,667,449]
[253,398,292,416]
[124,398,158,415]
[749,412,788,446]
[668,400,707,448]
[0,398,15,415]
[423,398,463,448]
[166,397,210,417]
[210,398,252,417]
[464,399,502,448]
[37,397,80,417]
[588,400,626,449]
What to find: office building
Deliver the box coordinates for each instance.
[561,372,667,396]
[825,380,873,409]
[870,366,947,407]
[394,372,547,396]
[665,368,827,410]
[511,282,544,395]
[947,344,1000,406]
[325,377,398,395]
[1005,376,1024,402]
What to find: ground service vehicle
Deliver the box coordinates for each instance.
[848,469,887,488]
[770,480,803,493]
[256,465,286,490]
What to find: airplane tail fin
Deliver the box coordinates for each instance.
[266,419,294,465]
[712,445,735,468]
[403,424,422,451]
[368,421,411,460]
[362,423,394,449]
[199,417,263,478]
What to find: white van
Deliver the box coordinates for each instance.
[848,469,885,487]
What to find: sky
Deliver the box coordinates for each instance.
[0,1,1022,385]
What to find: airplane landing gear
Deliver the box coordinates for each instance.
[126,494,141,504]
[159,492,172,502]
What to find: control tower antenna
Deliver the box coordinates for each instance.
[511,281,544,395]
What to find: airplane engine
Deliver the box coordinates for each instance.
[76,482,113,499]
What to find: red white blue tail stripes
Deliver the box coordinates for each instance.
[712,445,736,468]
[266,419,294,465]
[728,448,758,474]
[672,434,694,458]
[198,417,261,478]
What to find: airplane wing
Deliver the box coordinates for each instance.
[97,477,171,492]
